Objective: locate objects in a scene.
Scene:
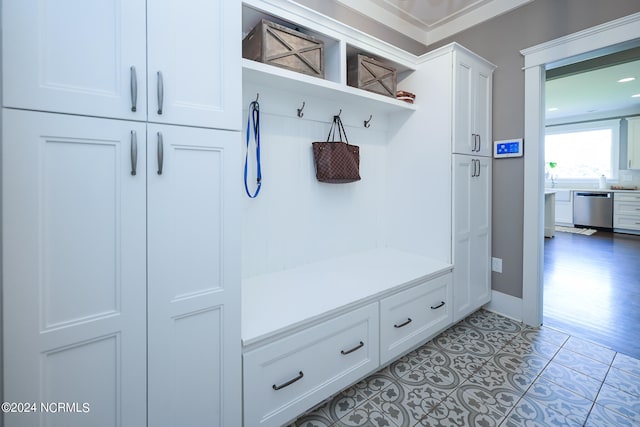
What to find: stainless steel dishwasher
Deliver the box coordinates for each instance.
[573,191,613,228]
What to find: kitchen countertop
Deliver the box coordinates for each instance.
[546,187,640,194]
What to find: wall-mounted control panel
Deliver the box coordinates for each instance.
[494,139,523,158]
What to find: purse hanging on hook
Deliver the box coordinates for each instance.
[312,113,361,183]
[244,96,262,198]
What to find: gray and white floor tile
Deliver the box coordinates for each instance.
[290,309,640,427]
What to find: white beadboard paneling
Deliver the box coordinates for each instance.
[242,111,387,278]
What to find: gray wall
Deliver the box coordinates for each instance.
[428,0,640,298]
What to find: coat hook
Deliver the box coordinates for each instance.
[337,109,342,117]
[364,115,372,128]
[255,93,259,103]
[297,101,305,118]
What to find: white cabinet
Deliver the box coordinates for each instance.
[146,124,241,427]
[379,275,452,365]
[552,189,574,225]
[2,110,148,426]
[147,0,241,129]
[628,117,640,170]
[452,154,492,322]
[613,192,640,232]
[2,110,242,427]
[3,0,240,130]
[453,48,493,156]
[244,303,379,427]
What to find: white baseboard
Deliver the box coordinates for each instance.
[484,290,523,323]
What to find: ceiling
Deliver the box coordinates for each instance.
[546,59,640,122]
[319,0,534,47]
[298,1,640,120]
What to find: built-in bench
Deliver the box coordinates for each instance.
[242,247,453,426]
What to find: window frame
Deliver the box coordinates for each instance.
[544,119,620,184]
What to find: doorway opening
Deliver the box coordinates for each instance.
[520,13,640,330]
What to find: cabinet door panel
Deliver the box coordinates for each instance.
[474,68,493,157]
[2,109,147,426]
[147,124,241,427]
[2,0,147,120]
[453,53,474,154]
[147,0,241,130]
[470,158,491,307]
[452,155,473,320]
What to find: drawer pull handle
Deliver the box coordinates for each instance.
[430,301,446,310]
[272,371,304,391]
[341,341,364,355]
[394,318,412,328]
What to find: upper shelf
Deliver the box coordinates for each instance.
[242,58,417,115]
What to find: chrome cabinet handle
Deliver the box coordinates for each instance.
[471,134,476,152]
[130,66,137,112]
[394,318,412,328]
[477,134,481,152]
[340,341,364,355]
[430,301,445,310]
[272,371,304,390]
[157,71,164,115]
[157,132,164,175]
[476,159,481,177]
[130,130,137,176]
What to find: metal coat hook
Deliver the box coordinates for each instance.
[364,115,373,128]
[336,109,342,117]
[297,101,305,118]
[254,93,260,103]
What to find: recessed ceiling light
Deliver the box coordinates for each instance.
[548,107,558,111]
[633,93,640,98]
[618,77,636,83]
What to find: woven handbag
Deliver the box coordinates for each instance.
[312,115,361,183]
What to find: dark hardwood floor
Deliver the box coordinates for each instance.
[544,229,640,359]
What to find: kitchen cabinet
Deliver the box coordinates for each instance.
[613,192,640,233]
[3,0,240,130]
[627,117,640,170]
[453,48,493,157]
[452,154,492,322]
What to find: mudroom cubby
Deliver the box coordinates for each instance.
[238,2,493,427]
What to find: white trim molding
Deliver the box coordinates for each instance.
[520,12,640,327]
[484,290,523,323]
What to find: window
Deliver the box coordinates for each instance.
[545,119,620,182]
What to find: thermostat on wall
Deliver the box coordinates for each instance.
[494,139,523,158]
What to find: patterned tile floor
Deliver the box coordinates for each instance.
[290,309,640,427]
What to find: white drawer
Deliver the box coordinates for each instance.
[380,273,452,365]
[614,215,640,231]
[614,201,640,218]
[243,303,379,427]
[614,192,640,203]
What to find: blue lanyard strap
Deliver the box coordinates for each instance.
[244,101,261,198]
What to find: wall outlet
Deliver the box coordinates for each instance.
[492,257,503,273]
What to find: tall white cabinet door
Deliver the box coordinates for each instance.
[452,155,491,322]
[2,1,147,121]
[147,0,241,130]
[2,109,147,427]
[453,52,474,155]
[452,154,474,320]
[470,157,492,307]
[147,124,241,427]
[474,67,493,157]
[452,49,494,157]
